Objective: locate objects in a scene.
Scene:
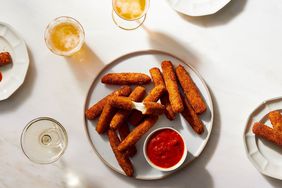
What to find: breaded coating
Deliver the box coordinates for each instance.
[143,102,165,115]
[252,122,282,147]
[176,64,206,114]
[101,73,151,85]
[128,85,165,126]
[85,86,131,120]
[107,129,134,177]
[118,123,137,157]
[143,85,166,102]
[269,111,282,133]
[0,52,12,66]
[181,94,204,134]
[110,86,146,130]
[161,61,184,113]
[149,67,166,87]
[109,96,134,110]
[96,103,116,134]
[118,116,158,152]
[150,67,176,120]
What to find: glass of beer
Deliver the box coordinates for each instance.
[112,0,150,30]
[44,16,85,56]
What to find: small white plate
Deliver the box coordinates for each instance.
[243,97,282,180]
[167,0,231,16]
[0,22,29,100]
[84,50,214,180]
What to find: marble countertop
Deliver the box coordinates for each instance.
[0,0,282,187]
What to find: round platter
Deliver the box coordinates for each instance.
[84,50,214,180]
[167,0,231,16]
[244,97,282,180]
[0,22,29,100]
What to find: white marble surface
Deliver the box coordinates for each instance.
[0,0,282,187]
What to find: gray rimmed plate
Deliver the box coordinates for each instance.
[84,50,214,180]
[244,97,282,180]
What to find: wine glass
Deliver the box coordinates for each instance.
[112,0,150,30]
[21,117,68,164]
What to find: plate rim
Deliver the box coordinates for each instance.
[167,0,231,17]
[243,96,282,180]
[0,21,29,101]
[83,49,214,180]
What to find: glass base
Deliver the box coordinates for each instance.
[112,10,146,30]
[21,117,68,164]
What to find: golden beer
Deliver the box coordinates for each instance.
[45,17,85,56]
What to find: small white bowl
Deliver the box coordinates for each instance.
[143,127,187,171]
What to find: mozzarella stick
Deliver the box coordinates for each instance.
[0,52,12,66]
[181,94,204,134]
[150,67,176,120]
[110,86,146,130]
[85,86,131,120]
[149,67,166,87]
[161,61,184,113]
[118,123,137,157]
[107,129,134,177]
[109,96,134,110]
[101,73,151,85]
[268,111,282,133]
[143,102,165,115]
[118,116,159,152]
[128,85,165,126]
[176,64,206,114]
[252,122,282,147]
[96,104,117,134]
[143,85,166,102]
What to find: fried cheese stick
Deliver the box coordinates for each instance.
[128,85,165,126]
[268,111,282,133]
[149,67,176,120]
[85,86,131,120]
[0,52,12,66]
[109,96,134,110]
[101,73,151,85]
[96,103,117,134]
[252,122,282,147]
[176,64,206,114]
[118,123,137,157]
[161,61,184,113]
[143,102,165,115]
[109,96,165,116]
[143,85,166,102]
[181,94,204,134]
[110,86,146,130]
[107,129,134,177]
[118,116,159,152]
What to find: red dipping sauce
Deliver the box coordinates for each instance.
[146,129,185,168]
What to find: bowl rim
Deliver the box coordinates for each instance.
[143,126,187,171]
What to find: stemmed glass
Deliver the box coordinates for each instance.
[21,117,68,164]
[112,0,150,30]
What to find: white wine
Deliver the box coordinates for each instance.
[21,117,68,164]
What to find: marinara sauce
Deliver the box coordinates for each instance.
[146,129,185,168]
